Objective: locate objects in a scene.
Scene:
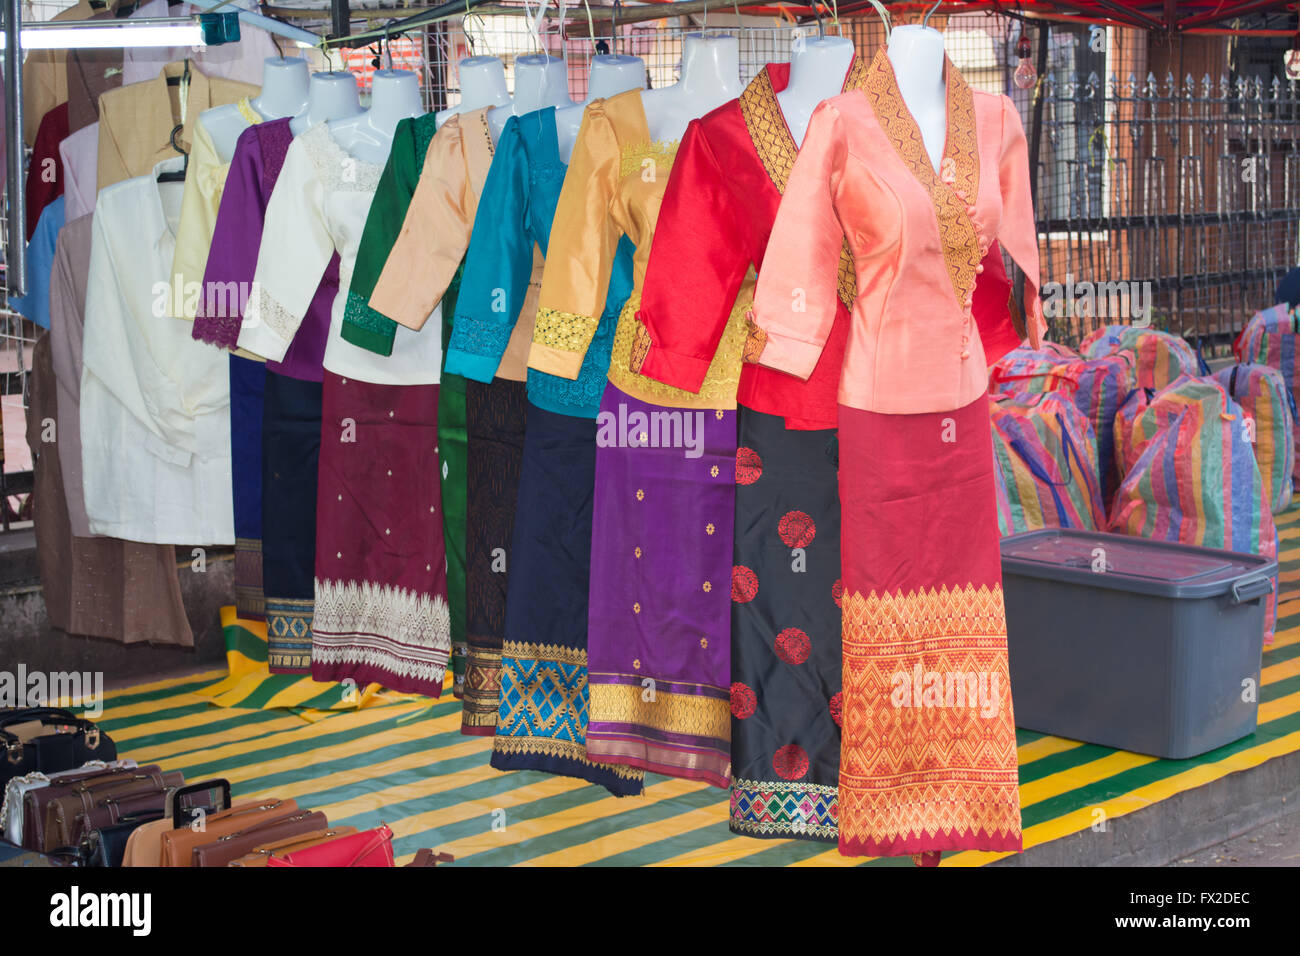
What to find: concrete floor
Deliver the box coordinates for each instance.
[1171,805,1300,867]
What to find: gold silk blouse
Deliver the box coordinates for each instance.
[531,88,750,410]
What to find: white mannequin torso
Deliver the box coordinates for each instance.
[436,55,512,129]
[198,56,310,162]
[290,71,364,137]
[887,24,948,173]
[329,70,424,166]
[488,54,574,141]
[640,33,743,142]
[556,54,646,162]
[776,36,855,147]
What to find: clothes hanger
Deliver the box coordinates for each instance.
[158,59,191,184]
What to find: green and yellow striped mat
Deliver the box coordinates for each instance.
[92,510,1300,866]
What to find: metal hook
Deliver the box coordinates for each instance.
[923,1,942,28]
[382,18,396,71]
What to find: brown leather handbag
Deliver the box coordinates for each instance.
[39,766,182,853]
[191,810,326,867]
[226,826,358,867]
[159,799,300,867]
[21,765,140,851]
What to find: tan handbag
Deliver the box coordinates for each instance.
[159,798,299,867]
[122,816,174,867]
[227,826,359,867]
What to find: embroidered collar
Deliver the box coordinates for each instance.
[739,58,871,314]
[739,56,870,194]
[860,47,983,316]
[236,97,262,126]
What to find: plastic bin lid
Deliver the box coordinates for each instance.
[1000,528,1277,599]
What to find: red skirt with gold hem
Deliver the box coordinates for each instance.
[837,394,1022,858]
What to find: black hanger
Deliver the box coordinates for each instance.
[158,60,191,184]
[157,124,188,182]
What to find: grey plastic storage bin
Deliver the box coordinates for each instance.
[1001,528,1276,759]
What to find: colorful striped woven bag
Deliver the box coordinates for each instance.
[1233,304,1300,482]
[993,346,1137,507]
[1210,364,1296,515]
[991,391,1107,536]
[1109,375,1279,642]
[1080,324,1203,391]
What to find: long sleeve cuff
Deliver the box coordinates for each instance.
[527,342,583,381]
[237,320,290,364]
[445,314,509,383]
[341,289,398,357]
[636,338,710,393]
[368,283,435,332]
[752,320,823,382]
[444,348,499,383]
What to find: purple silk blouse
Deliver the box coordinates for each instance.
[193,117,336,382]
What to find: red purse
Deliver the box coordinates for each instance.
[265,824,394,867]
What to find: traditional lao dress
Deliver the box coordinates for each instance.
[238,122,453,696]
[639,60,1027,843]
[752,49,1042,857]
[441,106,642,796]
[342,110,476,697]
[534,90,746,788]
[196,117,335,671]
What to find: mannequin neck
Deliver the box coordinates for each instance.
[251,56,309,120]
[365,70,424,132]
[675,34,742,101]
[587,54,645,101]
[456,55,512,112]
[293,72,363,133]
[887,25,948,171]
[777,36,855,146]
[785,36,854,98]
[512,54,574,113]
[640,34,743,141]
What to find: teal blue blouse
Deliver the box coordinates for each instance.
[444,107,634,419]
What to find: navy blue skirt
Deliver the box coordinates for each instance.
[262,370,323,673]
[490,401,644,797]
[230,355,266,620]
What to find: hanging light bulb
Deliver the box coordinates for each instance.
[1013,33,1037,89]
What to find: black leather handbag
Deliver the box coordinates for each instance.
[0,708,117,787]
[49,813,164,868]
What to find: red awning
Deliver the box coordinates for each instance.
[825,1,1295,33]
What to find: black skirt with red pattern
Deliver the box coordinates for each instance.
[729,406,843,843]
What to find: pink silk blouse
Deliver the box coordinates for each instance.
[751,49,1045,415]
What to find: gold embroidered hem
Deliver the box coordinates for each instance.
[839,585,1022,856]
[491,640,647,794]
[587,680,732,741]
[461,644,502,734]
[606,286,750,410]
[266,596,314,674]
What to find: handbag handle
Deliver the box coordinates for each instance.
[170,779,231,827]
[1008,429,1077,530]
